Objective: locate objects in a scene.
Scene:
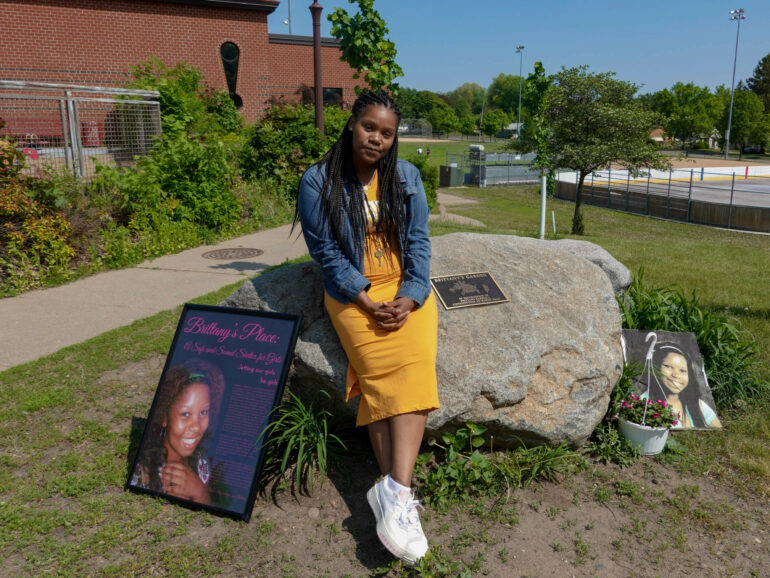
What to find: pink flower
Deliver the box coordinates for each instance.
[672,420,678,426]
[653,413,660,418]
[660,401,667,407]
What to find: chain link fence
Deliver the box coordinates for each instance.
[0,80,161,178]
[398,118,432,138]
[443,150,539,186]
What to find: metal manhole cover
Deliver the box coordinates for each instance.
[202,248,264,260]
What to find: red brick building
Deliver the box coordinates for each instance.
[0,0,358,120]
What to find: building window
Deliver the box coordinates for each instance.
[220,42,242,109]
[298,87,344,107]
[323,88,343,107]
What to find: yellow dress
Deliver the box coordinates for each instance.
[324,171,439,426]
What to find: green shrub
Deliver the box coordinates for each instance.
[415,423,497,512]
[414,423,581,513]
[232,178,294,232]
[259,390,348,494]
[618,268,764,409]
[321,105,352,140]
[240,103,350,200]
[127,58,242,137]
[588,423,641,468]
[0,127,26,185]
[588,363,644,467]
[92,133,240,233]
[406,154,438,210]
[241,104,326,198]
[96,218,203,269]
[202,88,243,135]
[23,165,85,212]
[0,182,75,294]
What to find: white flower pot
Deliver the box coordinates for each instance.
[618,418,669,456]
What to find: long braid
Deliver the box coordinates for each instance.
[295,90,405,260]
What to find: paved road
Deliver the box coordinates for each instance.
[634,177,770,208]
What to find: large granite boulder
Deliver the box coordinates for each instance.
[220,233,624,447]
[547,239,631,296]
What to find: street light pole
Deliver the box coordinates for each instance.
[282,0,293,34]
[725,8,746,160]
[310,1,324,135]
[516,45,524,140]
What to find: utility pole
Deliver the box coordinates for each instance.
[516,45,524,140]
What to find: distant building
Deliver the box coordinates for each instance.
[649,128,666,143]
[500,122,523,139]
[0,0,358,121]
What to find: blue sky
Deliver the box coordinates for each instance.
[268,0,770,96]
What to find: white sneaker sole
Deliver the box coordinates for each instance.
[366,485,421,567]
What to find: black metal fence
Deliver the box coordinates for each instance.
[555,168,770,233]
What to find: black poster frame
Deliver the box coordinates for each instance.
[126,303,301,521]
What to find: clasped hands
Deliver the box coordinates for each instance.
[356,292,416,331]
[160,461,209,503]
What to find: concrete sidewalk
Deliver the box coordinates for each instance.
[0,192,473,372]
[0,224,308,371]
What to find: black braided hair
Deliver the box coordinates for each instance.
[295,90,405,260]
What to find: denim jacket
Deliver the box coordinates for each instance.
[297,159,432,307]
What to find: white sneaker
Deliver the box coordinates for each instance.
[367,478,428,566]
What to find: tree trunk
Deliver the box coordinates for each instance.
[572,171,586,235]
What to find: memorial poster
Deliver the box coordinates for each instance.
[127,304,300,521]
[621,329,721,430]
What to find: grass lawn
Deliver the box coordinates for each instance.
[0,185,768,575]
[429,185,770,379]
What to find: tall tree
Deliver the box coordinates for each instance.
[328,0,403,94]
[453,99,473,121]
[428,100,459,133]
[651,83,721,148]
[746,53,770,112]
[543,66,669,234]
[480,109,509,136]
[394,86,418,118]
[487,73,526,117]
[717,89,767,155]
[447,82,485,115]
[412,90,439,119]
[509,61,552,155]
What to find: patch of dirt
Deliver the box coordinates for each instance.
[241,452,769,577]
[17,355,767,577]
[94,354,167,388]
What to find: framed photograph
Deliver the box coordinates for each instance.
[127,304,301,521]
[621,329,721,430]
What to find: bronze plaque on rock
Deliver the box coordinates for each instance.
[430,271,509,310]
